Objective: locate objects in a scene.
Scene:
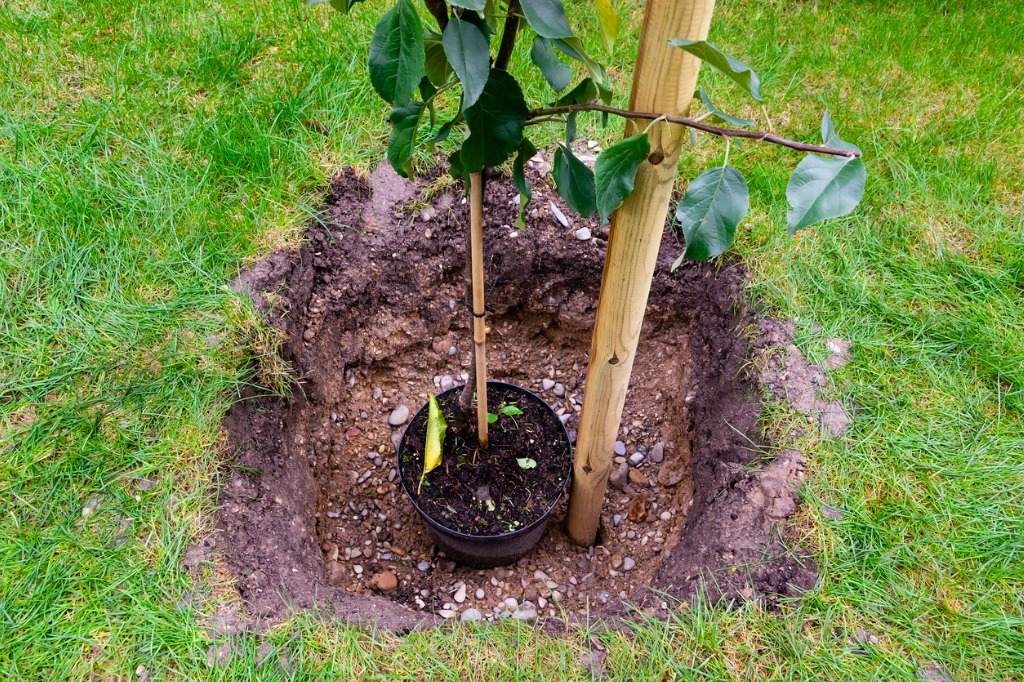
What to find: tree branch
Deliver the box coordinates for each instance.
[494,0,521,71]
[527,103,862,158]
[424,0,448,31]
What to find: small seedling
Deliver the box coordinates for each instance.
[517,458,537,470]
[487,402,524,424]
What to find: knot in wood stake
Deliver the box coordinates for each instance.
[647,150,666,165]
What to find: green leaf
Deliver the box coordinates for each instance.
[419,75,437,103]
[387,100,425,178]
[517,458,537,469]
[368,0,424,106]
[554,78,597,106]
[512,139,537,229]
[667,39,763,101]
[530,37,572,92]
[460,69,528,172]
[419,393,448,494]
[431,115,460,144]
[553,143,596,217]
[424,32,453,88]
[501,404,524,416]
[786,154,866,234]
[487,412,498,424]
[784,109,864,234]
[698,87,754,128]
[448,148,468,183]
[449,0,486,10]
[308,0,366,14]
[520,0,573,39]
[594,133,650,227]
[820,107,860,153]
[443,18,490,109]
[594,0,619,53]
[458,6,492,39]
[553,37,608,87]
[673,166,749,266]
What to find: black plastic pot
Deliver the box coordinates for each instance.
[397,381,572,568]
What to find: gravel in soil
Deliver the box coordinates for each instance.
[216,154,826,628]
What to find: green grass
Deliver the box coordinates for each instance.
[2,0,1022,679]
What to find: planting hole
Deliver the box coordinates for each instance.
[217,163,816,628]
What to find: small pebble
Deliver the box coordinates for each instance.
[514,605,538,622]
[504,597,518,611]
[475,588,485,599]
[574,227,591,241]
[453,584,467,603]
[548,201,569,228]
[388,405,409,426]
[613,441,626,456]
[609,462,629,489]
[650,442,665,463]
[417,561,430,572]
[660,511,671,521]
[440,375,455,391]
[622,557,636,571]
[460,608,482,622]
[542,378,555,391]
[438,609,457,619]
[553,383,565,397]
[372,388,382,400]
[629,453,645,466]
[612,514,623,527]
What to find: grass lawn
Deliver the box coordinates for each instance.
[2,0,1022,679]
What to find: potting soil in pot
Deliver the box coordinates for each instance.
[400,383,571,536]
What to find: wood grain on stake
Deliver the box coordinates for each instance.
[566,0,717,546]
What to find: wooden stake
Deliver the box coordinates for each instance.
[469,171,489,448]
[565,0,716,546]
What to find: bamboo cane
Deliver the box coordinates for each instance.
[469,171,489,448]
[565,0,716,546]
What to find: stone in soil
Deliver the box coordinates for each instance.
[388,405,409,426]
[574,227,591,241]
[371,570,398,591]
[460,608,482,622]
[609,462,629,489]
[650,442,664,463]
[548,201,569,227]
[613,440,626,456]
[628,469,647,486]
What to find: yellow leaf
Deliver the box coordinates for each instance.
[418,393,447,494]
[595,0,619,53]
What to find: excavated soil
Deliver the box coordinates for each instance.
[215,159,828,630]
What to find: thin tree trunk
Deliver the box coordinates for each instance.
[565,0,717,546]
[468,171,489,447]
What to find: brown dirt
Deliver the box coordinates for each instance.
[214,158,837,630]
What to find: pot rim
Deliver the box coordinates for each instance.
[396,380,573,542]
